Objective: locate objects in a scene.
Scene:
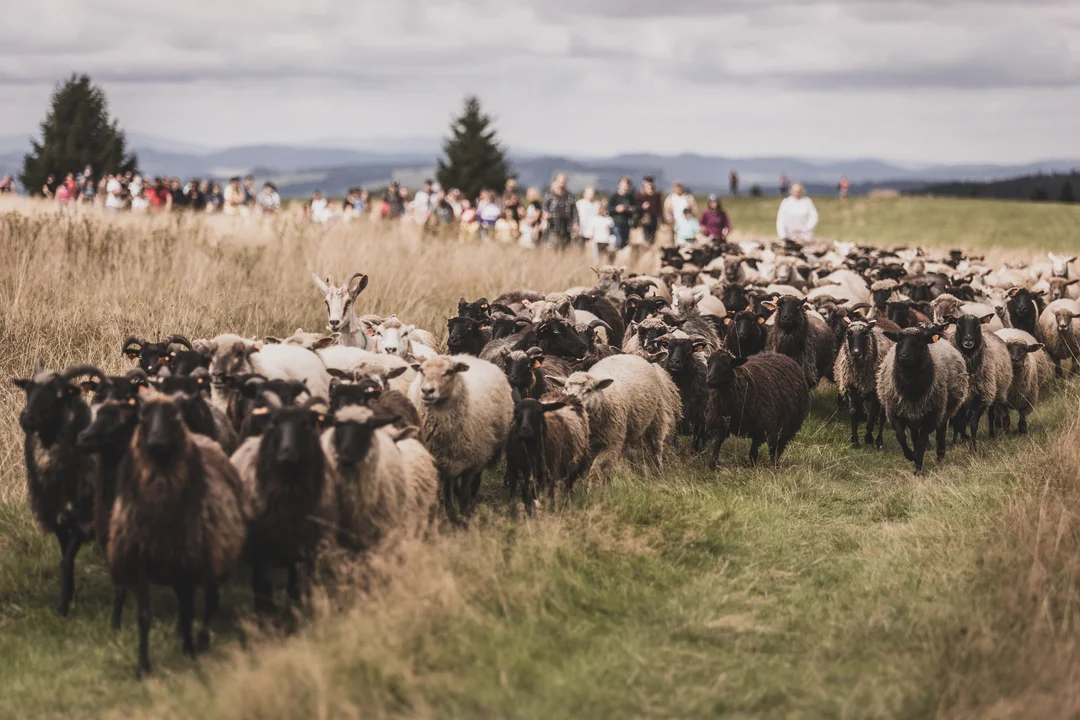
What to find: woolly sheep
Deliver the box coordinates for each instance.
[206,333,331,401]
[505,395,591,514]
[704,350,810,467]
[321,405,438,554]
[408,355,514,524]
[373,315,438,360]
[551,354,681,477]
[763,295,836,389]
[877,327,970,472]
[108,391,247,677]
[994,330,1046,434]
[1036,299,1080,377]
[946,314,1012,450]
[931,294,1005,332]
[833,320,895,448]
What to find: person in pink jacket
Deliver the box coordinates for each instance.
[699,194,731,240]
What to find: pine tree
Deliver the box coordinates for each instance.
[1060,180,1075,203]
[20,74,138,194]
[436,96,513,202]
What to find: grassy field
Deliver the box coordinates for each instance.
[0,196,1079,719]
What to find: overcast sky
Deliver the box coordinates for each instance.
[2,0,1079,163]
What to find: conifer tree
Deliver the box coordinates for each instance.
[436,96,513,201]
[20,74,138,194]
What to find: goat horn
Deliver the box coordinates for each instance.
[124,368,150,383]
[525,346,544,357]
[122,335,147,350]
[62,364,106,382]
[163,334,193,350]
[588,319,612,332]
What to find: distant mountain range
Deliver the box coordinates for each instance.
[1,132,1077,198]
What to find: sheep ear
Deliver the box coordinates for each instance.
[1007,287,1020,298]
[545,375,565,387]
[313,336,336,350]
[541,402,566,413]
[264,337,282,344]
[1067,279,1079,287]
[867,320,877,329]
[722,316,733,326]
[761,301,776,312]
[249,343,263,353]
[843,316,852,325]
[452,362,470,374]
[929,334,941,343]
[410,363,422,373]
[731,357,749,368]
[980,314,995,324]
[79,379,98,392]
[1027,343,1044,353]
[364,326,376,337]
[372,415,398,429]
[386,366,409,379]
[693,342,707,353]
[594,378,615,391]
[944,315,957,326]
[326,368,348,379]
[883,331,900,342]
[531,358,543,369]
[757,315,766,325]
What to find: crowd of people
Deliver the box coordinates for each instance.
[4,167,826,250]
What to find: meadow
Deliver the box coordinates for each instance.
[0,195,1078,719]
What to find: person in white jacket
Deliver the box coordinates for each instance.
[776,183,819,241]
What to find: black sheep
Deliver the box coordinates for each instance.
[504,396,590,515]
[11,363,99,617]
[1006,287,1045,339]
[719,283,751,313]
[447,316,492,356]
[763,295,836,389]
[122,334,194,376]
[722,310,768,358]
[155,371,238,454]
[503,346,573,399]
[705,351,810,467]
[656,334,711,450]
[457,297,491,322]
[328,371,420,429]
[572,292,625,347]
[622,295,669,325]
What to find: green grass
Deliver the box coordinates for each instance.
[722,195,1080,254]
[0,199,1078,719]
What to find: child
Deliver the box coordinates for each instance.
[494,207,519,244]
[675,206,700,245]
[589,203,615,262]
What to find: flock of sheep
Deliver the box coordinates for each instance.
[13,239,1079,677]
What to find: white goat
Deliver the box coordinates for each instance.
[312,273,372,348]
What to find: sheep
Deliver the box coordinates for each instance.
[763,295,836,389]
[1041,277,1080,302]
[107,391,247,677]
[931,294,1004,332]
[264,329,338,351]
[621,275,672,302]
[1049,252,1077,280]
[327,369,420,430]
[1036,299,1080,376]
[374,315,438,360]
[230,395,336,614]
[457,297,491,322]
[122,334,194,377]
[945,314,1012,450]
[877,327,970,472]
[504,395,591,514]
[447,316,492,356]
[592,264,626,295]
[11,363,100,617]
[550,354,681,477]
[721,310,768,358]
[653,333,711,450]
[870,279,900,311]
[884,300,931,329]
[502,347,573,400]
[994,331,1046,434]
[572,292,626,347]
[622,294,670,326]
[704,350,810,467]
[833,320,895,448]
[717,283,752,313]
[1006,287,1044,339]
[622,315,673,357]
[321,405,438,554]
[312,273,372,348]
[316,345,415,395]
[154,370,239,455]
[408,355,514,524]
[206,333,331,400]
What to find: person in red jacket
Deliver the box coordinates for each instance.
[699,195,731,240]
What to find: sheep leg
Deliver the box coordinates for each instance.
[503,463,520,504]
[912,424,929,473]
[250,553,275,614]
[174,578,197,658]
[521,471,536,517]
[1018,409,1029,435]
[848,393,862,448]
[893,420,914,461]
[440,473,463,527]
[935,423,948,462]
[111,585,127,630]
[709,432,727,469]
[197,583,220,653]
[464,471,484,515]
[866,397,881,447]
[135,573,153,679]
[54,525,84,617]
[987,404,997,440]
[748,440,762,466]
[968,403,986,452]
[1054,358,1063,378]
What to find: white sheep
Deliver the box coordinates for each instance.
[373,315,438,361]
[408,355,514,525]
[1036,299,1080,377]
[206,334,330,401]
[317,345,415,395]
[551,354,681,477]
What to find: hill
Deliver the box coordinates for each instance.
[916,171,1080,202]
